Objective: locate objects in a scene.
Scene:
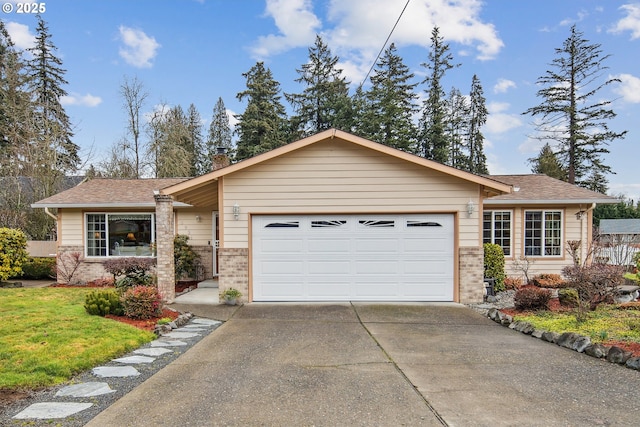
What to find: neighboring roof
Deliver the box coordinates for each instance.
[484,174,618,205]
[31,178,190,208]
[599,219,640,235]
[163,129,513,198]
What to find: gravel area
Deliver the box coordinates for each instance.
[0,317,221,427]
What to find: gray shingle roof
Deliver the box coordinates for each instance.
[484,174,618,205]
[32,178,189,208]
[599,219,640,235]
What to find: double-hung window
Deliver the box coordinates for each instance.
[524,210,562,256]
[86,213,155,257]
[483,211,511,256]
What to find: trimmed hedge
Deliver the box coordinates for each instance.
[484,243,506,292]
[20,257,56,279]
[0,228,28,281]
[514,287,552,311]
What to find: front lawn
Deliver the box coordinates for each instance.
[0,287,155,390]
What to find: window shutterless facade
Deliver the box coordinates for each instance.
[86,213,155,257]
[524,210,562,256]
[482,211,511,256]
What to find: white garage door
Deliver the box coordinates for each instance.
[252,214,454,301]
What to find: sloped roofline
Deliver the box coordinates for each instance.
[163,128,512,196]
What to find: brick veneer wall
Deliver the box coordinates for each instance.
[155,194,176,303]
[459,246,484,303]
[56,245,109,284]
[192,245,213,279]
[218,247,248,303]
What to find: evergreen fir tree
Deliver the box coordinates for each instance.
[529,143,567,181]
[418,27,459,163]
[523,25,626,190]
[187,103,204,176]
[359,43,418,153]
[467,75,488,174]
[235,62,288,161]
[286,35,352,137]
[444,87,468,169]
[204,97,233,172]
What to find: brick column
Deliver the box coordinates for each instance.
[155,194,175,303]
[459,246,484,304]
[218,248,249,303]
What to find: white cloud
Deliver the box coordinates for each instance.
[251,0,321,58]
[61,93,103,107]
[227,108,239,128]
[493,78,516,94]
[5,21,36,50]
[252,0,504,83]
[609,3,640,39]
[485,102,523,134]
[608,182,640,202]
[612,73,640,103]
[118,26,161,68]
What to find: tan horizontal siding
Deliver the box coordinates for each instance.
[176,209,214,246]
[222,139,481,248]
[60,210,84,246]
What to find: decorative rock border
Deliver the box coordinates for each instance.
[486,308,640,371]
[154,312,194,335]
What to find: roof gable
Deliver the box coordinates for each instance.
[163,129,512,197]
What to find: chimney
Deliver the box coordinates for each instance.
[212,147,230,171]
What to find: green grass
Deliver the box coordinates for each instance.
[514,305,640,343]
[0,287,155,390]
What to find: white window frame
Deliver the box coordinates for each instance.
[85,212,156,258]
[524,210,563,257]
[483,210,512,256]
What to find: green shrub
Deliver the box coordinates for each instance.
[174,234,201,280]
[514,287,551,311]
[531,273,566,289]
[121,285,162,319]
[0,228,28,281]
[103,257,156,291]
[20,257,56,279]
[84,289,124,316]
[558,288,579,307]
[484,243,506,292]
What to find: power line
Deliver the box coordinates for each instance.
[359,0,411,89]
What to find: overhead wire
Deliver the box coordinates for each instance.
[358,0,411,89]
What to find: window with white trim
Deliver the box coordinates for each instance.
[524,210,562,256]
[86,213,155,257]
[483,211,511,256]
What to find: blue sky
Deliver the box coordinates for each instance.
[4,0,640,200]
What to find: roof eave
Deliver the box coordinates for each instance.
[484,199,617,205]
[31,202,192,209]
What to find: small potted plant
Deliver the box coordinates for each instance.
[221,288,242,305]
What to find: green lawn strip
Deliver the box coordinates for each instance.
[514,305,640,343]
[0,287,155,390]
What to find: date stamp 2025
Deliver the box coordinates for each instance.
[2,2,46,14]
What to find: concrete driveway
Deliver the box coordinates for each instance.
[87,303,640,426]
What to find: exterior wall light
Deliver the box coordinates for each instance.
[466,200,475,217]
[233,203,240,220]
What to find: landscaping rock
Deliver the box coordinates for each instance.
[497,311,512,325]
[572,336,591,353]
[584,344,608,358]
[625,357,640,371]
[606,346,632,365]
[541,331,560,343]
[0,281,23,288]
[488,308,500,321]
[556,332,582,349]
[615,285,640,304]
[510,321,535,335]
[531,329,545,339]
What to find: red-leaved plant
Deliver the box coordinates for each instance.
[121,285,162,319]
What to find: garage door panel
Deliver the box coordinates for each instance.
[308,261,350,274]
[307,238,351,253]
[260,238,304,253]
[252,214,454,301]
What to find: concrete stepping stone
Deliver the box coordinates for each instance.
[191,318,222,326]
[93,366,140,378]
[150,340,187,347]
[13,402,93,419]
[161,331,200,339]
[177,326,208,331]
[134,347,172,357]
[113,355,156,364]
[56,382,115,397]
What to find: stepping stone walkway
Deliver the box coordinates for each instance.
[10,317,222,422]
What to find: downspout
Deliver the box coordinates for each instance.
[44,207,57,221]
